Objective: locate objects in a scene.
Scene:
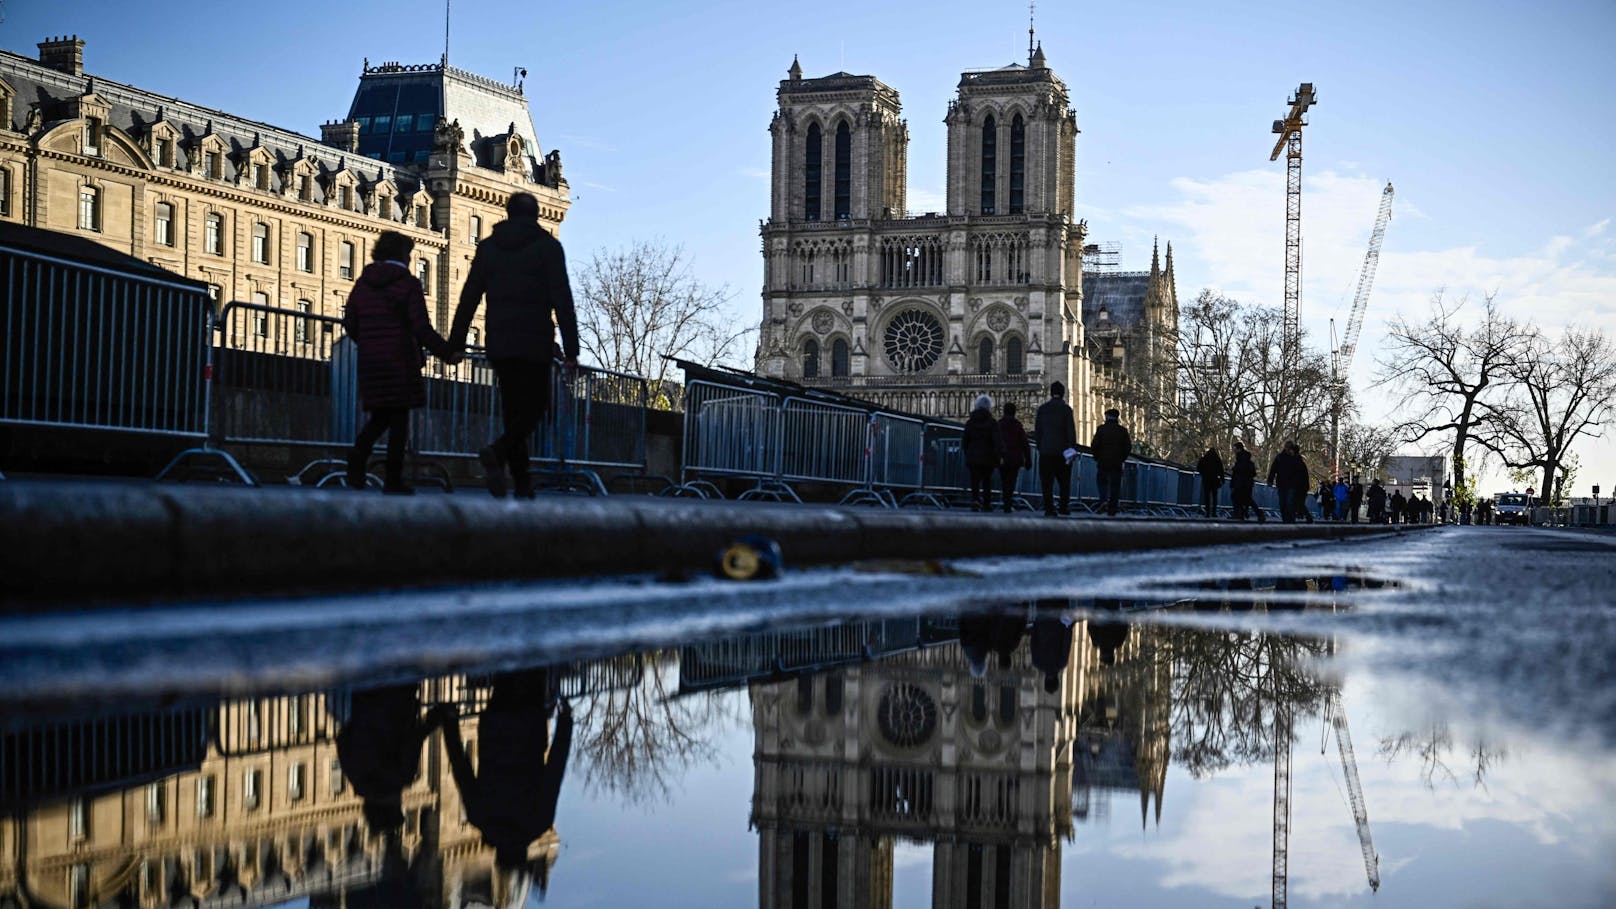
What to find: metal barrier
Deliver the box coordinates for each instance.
[673,380,791,500]
[1,243,240,477]
[868,412,926,498]
[779,396,879,505]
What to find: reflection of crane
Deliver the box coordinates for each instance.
[1270,82,1317,366]
[1271,683,1293,909]
[1326,691,1381,892]
[1330,182,1396,477]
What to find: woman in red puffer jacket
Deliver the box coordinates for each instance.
[342,231,459,493]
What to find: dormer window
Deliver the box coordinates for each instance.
[252,163,268,191]
[339,185,353,211]
[379,196,392,220]
[156,138,174,168]
[204,150,221,179]
[415,204,428,228]
[299,174,312,202]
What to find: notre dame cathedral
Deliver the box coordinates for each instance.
[755,43,1177,446]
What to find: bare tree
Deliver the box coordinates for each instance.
[573,240,755,399]
[1480,327,1616,505]
[1376,292,1527,496]
[1338,421,1397,482]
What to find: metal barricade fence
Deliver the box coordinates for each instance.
[214,301,349,447]
[778,396,870,493]
[568,366,649,475]
[868,412,926,493]
[675,380,787,498]
[2,244,213,443]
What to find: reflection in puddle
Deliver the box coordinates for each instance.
[1,607,1610,908]
[1147,572,1402,594]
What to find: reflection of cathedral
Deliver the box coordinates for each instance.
[1069,621,1171,828]
[0,676,556,909]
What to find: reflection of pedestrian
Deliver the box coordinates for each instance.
[1030,611,1074,693]
[1197,447,1225,518]
[1230,441,1264,522]
[1266,440,1309,524]
[963,395,1005,512]
[1035,382,1077,517]
[1090,408,1133,517]
[449,193,580,499]
[1367,478,1387,523]
[997,402,1032,514]
[440,668,573,905]
[343,231,460,493]
[959,608,1026,674]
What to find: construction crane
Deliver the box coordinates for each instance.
[1325,690,1382,892]
[1270,83,1318,366]
[1271,678,1294,909]
[1330,182,1395,476]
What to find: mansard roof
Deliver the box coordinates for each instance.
[347,60,547,174]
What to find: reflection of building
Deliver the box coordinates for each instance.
[1069,622,1171,828]
[0,36,567,339]
[0,677,556,909]
[749,623,1080,909]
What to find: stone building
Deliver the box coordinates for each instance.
[1082,239,1180,452]
[755,44,1176,441]
[0,36,568,343]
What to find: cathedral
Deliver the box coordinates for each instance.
[755,42,1177,444]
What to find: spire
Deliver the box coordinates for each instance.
[1150,236,1161,279]
[788,55,802,81]
[1031,41,1047,70]
[1164,241,1174,274]
[1028,0,1036,65]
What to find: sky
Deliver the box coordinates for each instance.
[5,0,1614,496]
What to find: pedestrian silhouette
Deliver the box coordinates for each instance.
[1197,446,1225,518]
[1030,607,1075,694]
[1034,382,1078,517]
[1230,441,1265,522]
[1266,440,1309,524]
[1090,408,1132,516]
[963,394,1006,512]
[1348,477,1365,524]
[998,402,1032,513]
[1367,478,1387,523]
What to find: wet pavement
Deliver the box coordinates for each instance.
[2,526,1613,907]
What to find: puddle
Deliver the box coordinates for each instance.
[1146,572,1402,593]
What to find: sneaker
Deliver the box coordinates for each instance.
[479,447,507,498]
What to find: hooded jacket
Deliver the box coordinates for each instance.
[1197,449,1225,487]
[962,407,1006,468]
[342,262,455,409]
[1230,449,1257,487]
[998,414,1032,471]
[450,218,579,362]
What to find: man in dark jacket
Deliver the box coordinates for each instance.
[998,402,1032,513]
[1390,489,1407,524]
[1034,382,1078,517]
[1367,478,1387,523]
[450,193,579,499]
[962,395,1005,512]
[1347,477,1365,523]
[1196,447,1225,518]
[1090,409,1132,516]
[1229,441,1264,522]
[1266,440,1309,524]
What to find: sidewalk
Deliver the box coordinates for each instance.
[1,479,1410,608]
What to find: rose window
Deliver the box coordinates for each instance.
[883,310,944,373]
[876,683,938,748]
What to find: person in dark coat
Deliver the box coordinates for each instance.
[1090,408,1133,516]
[440,668,572,906]
[1266,440,1310,524]
[1348,477,1365,523]
[449,193,580,499]
[1229,441,1264,522]
[1196,447,1225,518]
[1029,607,1074,694]
[1317,480,1336,521]
[962,394,1005,512]
[997,402,1032,514]
[1367,478,1387,523]
[1390,489,1407,524]
[343,231,459,493]
[1034,382,1078,517]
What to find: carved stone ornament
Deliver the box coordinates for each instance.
[811,309,834,334]
[969,297,982,312]
[1015,296,1029,311]
[787,302,804,317]
[842,299,854,316]
[986,307,1011,332]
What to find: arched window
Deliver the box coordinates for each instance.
[833,121,851,220]
[980,115,997,214]
[1006,336,1024,375]
[1009,114,1026,214]
[831,338,849,377]
[803,123,822,221]
[803,338,820,378]
[977,337,993,374]
[154,202,174,246]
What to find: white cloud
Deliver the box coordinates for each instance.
[737,166,770,180]
[908,188,947,214]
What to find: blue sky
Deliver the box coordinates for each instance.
[5,0,1614,493]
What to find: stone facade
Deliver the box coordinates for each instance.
[756,45,1175,442]
[0,37,569,343]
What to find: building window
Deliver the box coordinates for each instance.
[69,864,89,909]
[415,204,428,228]
[330,758,345,795]
[469,214,481,245]
[84,117,101,156]
[289,763,306,802]
[1009,114,1026,214]
[78,185,100,231]
[154,202,174,246]
[374,115,392,135]
[253,163,268,191]
[288,695,304,738]
[296,232,313,272]
[977,337,994,374]
[339,185,353,211]
[0,167,10,217]
[243,769,261,811]
[377,195,391,219]
[251,292,270,337]
[833,121,851,220]
[340,241,355,279]
[146,782,165,825]
[831,338,849,377]
[417,259,430,294]
[69,798,89,842]
[156,138,174,168]
[204,150,221,179]
[803,123,822,221]
[248,221,268,262]
[197,775,215,818]
[1006,336,1024,375]
[295,301,312,343]
[980,115,997,215]
[802,339,819,379]
[205,213,224,255]
[469,326,481,348]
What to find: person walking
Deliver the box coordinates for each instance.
[1390,489,1407,525]
[997,401,1032,513]
[1333,477,1349,522]
[1230,441,1265,522]
[1318,479,1336,521]
[1367,478,1387,523]
[343,230,460,494]
[1266,440,1309,524]
[1348,477,1365,524]
[962,394,1005,512]
[1090,408,1133,516]
[1034,382,1078,517]
[449,193,579,499]
[1196,446,1225,518]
